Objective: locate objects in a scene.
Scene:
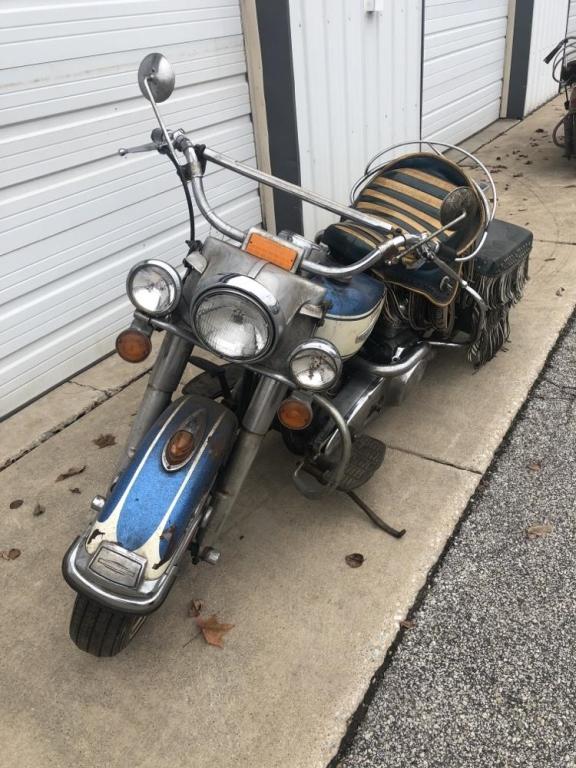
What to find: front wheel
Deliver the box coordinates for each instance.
[69,594,147,657]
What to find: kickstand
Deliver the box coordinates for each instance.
[345,490,406,539]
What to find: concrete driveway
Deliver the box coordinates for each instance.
[1,97,576,768]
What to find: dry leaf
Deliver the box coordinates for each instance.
[528,461,541,472]
[56,465,86,482]
[69,487,82,495]
[33,504,45,517]
[9,499,23,510]
[188,599,204,618]
[195,614,234,648]
[345,553,365,568]
[526,523,553,540]
[400,619,417,630]
[556,287,565,297]
[1,548,21,560]
[93,434,116,448]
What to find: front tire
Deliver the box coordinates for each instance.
[69,594,147,657]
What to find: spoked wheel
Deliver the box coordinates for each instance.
[69,594,147,657]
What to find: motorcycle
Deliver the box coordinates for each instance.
[62,53,532,656]
[544,36,576,158]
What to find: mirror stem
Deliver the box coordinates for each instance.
[143,77,177,161]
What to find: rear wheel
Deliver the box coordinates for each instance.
[69,594,147,657]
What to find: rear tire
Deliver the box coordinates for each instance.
[69,594,147,657]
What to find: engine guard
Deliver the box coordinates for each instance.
[62,395,237,615]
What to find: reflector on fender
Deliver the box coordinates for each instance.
[163,429,196,470]
[116,329,152,363]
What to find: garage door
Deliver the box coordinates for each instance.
[422,0,509,144]
[568,0,576,35]
[0,0,261,418]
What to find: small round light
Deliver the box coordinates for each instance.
[277,398,313,430]
[192,290,273,361]
[163,430,196,470]
[127,260,181,316]
[115,329,152,363]
[289,340,341,391]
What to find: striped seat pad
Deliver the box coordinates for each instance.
[323,153,485,267]
[326,165,464,265]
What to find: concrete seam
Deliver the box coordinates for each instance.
[387,444,484,476]
[0,368,152,474]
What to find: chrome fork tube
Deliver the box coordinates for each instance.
[116,332,194,473]
[206,377,287,544]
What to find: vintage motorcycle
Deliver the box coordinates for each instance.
[544,36,576,158]
[63,53,532,656]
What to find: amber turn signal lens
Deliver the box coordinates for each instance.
[164,430,196,468]
[115,329,152,363]
[277,398,313,431]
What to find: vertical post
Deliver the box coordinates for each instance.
[240,0,277,233]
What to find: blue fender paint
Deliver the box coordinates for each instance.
[89,395,237,575]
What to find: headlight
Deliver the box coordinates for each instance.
[191,277,278,361]
[289,340,342,391]
[127,260,181,316]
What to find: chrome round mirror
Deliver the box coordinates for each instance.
[138,53,175,103]
[440,187,479,229]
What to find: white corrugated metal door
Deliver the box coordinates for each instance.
[568,0,576,35]
[422,0,509,144]
[524,0,569,114]
[0,1,261,417]
[288,0,423,236]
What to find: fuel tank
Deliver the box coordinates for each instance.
[312,273,385,358]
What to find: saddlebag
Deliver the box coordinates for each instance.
[458,219,532,366]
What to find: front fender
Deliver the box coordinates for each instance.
[63,394,237,613]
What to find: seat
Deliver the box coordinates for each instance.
[322,153,486,306]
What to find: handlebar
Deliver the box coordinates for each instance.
[119,129,465,280]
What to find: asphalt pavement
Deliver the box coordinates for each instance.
[334,314,576,768]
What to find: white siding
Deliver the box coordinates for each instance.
[524,0,569,113]
[288,0,422,236]
[0,0,261,417]
[422,0,509,144]
[568,0,576,35]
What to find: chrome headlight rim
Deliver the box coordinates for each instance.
[126,259,182,317]
[190,281,278,363]
[288,339,342,391]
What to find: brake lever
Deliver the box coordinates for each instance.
[118,142,159,156]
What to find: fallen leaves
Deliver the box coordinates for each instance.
[399,619,417,630]
[188,599,204,618]
[526,523,553,540]
[93,434,116,449]
[556,287,566,297]
[195,614,235,648]
[69,487,82,495]
[345,553,365,568]
[528,460,541,472]
[33,504,45,517]
[1,548,21,561]
[9,499,23,510]
[56,465,86,482]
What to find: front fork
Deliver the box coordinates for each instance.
[117,332,194,474]
[117,328,287,545]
